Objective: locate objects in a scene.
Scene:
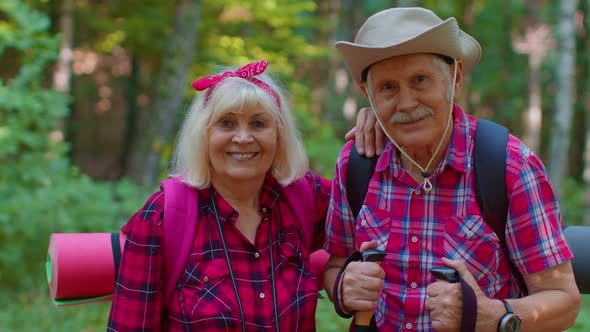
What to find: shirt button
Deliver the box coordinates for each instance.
[405,322,413,329]
[262,207,268,213]
[254,252,260,259]
[465,230,473,237]
[411,236,418,243]
[203,276,209,282]
[414,189,421,195]
[410,282,417,289]
[361,219,367,226]
[259,292,265,299]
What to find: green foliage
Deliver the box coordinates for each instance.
[0,0,146,293]
[560,177,586,225]
[194,0,343,174]
[2,288,590,331]
[77,0,174,57]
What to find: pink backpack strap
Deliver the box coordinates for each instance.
[283,175,329,288]
[282,176,315,250]
[161,178,199,306]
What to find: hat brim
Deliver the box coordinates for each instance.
[335,18,481,83]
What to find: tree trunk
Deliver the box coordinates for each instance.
[513,0,548,153]
[548,0,578,199]
[126,0,202,186]
[334,0,366,124]
[52,0,74,132]
[583,0,590,224]
[310,0,340,119]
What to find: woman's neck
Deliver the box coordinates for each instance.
[211,176,264,210]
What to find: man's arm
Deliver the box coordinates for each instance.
[324,241,385,314]
[511,261,580,331]
[426,258,580,332]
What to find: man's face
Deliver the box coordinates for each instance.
[362,53,461,152]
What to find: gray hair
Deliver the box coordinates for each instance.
[431,55,454,102]
[169,71,308,188]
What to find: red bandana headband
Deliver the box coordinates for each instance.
[191,60,281,107]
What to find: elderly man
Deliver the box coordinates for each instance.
[323,7,580,332]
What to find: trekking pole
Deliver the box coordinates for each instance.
[430,266,477,332]
[354,249,386,332]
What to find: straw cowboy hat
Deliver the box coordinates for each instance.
[335,7,482,84]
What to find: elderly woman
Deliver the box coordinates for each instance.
[107,60,376,332]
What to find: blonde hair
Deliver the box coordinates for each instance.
[170,71,308,188]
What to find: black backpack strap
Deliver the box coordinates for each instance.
[346,144,377,219]
[474,119,527,295]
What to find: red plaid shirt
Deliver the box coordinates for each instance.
[325,106,573,332]
[108,173,331,332]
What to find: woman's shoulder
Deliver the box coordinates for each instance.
[121,189,166,233]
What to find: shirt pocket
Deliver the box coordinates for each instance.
[276,228,318,315]
[356,205,392,251]
[443,215,502,280]
[178,257,238,319]
[278,227,309,273]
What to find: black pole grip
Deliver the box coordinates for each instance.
[430,266,459,283]
[361,249,386,263]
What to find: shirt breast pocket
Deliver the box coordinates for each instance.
[278,227,310,273]
[178,257,237,319]
[356,205,392,251]
[443,215,502,280]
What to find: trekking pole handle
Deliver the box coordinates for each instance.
[354,249,386,329]
[430,266,460,283]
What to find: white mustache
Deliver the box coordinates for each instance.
[389,106,434,124]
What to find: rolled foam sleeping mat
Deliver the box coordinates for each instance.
[47,232,330,307]
[46,232,126,307]
[564,225,590,294]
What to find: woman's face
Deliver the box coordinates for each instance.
[208,105,278,184]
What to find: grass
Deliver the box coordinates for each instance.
[1,288,589,331]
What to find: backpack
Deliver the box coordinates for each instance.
[346,119,527,293]
[159,176,319,306]
[346,119,590,295]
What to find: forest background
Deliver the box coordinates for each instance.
[1,0,590,330]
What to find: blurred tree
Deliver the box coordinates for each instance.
[513,0,552,153]
[126,0,202,186]
[51,0,74,134]
[548,0,579,199]
[308,0,339,119]
[582,0,590,223]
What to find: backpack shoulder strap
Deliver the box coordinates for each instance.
[473,119,509,244]
[161,178,199,306]
[474,119,527,295]
[346,144,377,219]
[283,176,316,250]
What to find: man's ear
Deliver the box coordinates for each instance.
[453,60,464,90]
[358,81,370,100]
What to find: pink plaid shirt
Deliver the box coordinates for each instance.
[108,172,330,332]
[325,106,573,332]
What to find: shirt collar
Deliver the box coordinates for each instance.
[374,104,471,176]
